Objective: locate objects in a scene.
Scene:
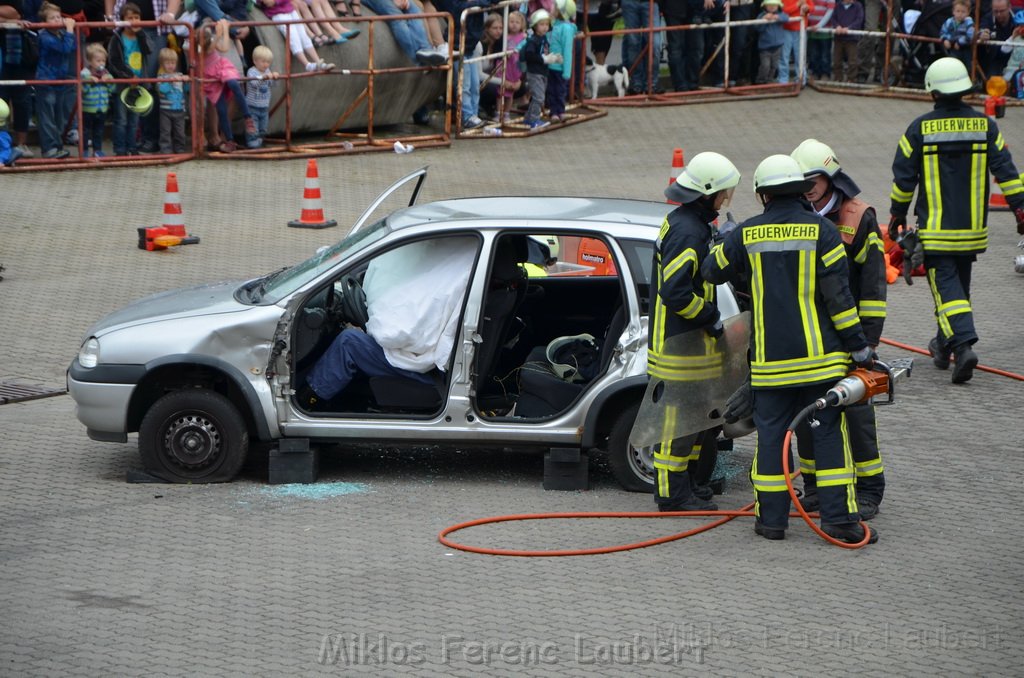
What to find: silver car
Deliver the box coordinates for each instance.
[67,169,741,490]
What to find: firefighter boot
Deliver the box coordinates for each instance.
[754,520,785,540]
[951,343,978,384]
[657,471,718,512]
[857,499,880,521]
[928,336,951,370]
[822,522,879,544]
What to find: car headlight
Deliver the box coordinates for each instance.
[78,337,101,368]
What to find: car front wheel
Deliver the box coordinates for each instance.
[139,389,249,483]
[606,400,656,493]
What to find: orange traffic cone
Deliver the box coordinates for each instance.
[667,148,685,205]
[989,174,1010,211]
[288,159,337,229]
[162,171,186,237]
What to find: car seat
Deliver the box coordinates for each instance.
[514,305,627,418]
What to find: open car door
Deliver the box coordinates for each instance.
[348,166,429,236]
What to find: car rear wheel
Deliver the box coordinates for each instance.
[606,400,655,493]
[139,389,249,483]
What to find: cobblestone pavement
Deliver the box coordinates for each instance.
[1,90,1022,676]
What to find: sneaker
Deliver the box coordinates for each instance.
[318,60,336,71]
[462,115,484,129]
[14,145,33,159]
[528,120,550,130]
[951,343,978,384]
[245,135,263,149]
[929,337,951,370]
[416,47,447,66]
[4,146,23,167]
[412,105,431,125]
[83,149,93,158]
[305,62,320,72]
[822,522,879,544]
[42,148,70,159]
[435,42,449,59]
[754,520,786,540]
[93,151,106,158]
[64,129,79,144]
[140,140,159,154]
[857,499,880,521]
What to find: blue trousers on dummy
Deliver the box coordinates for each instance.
[306,329,434,400]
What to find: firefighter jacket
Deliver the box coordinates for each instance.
[824,195,887,347]
[648,201,722,382]
[702,196,868,389]
[890,99,1024,255]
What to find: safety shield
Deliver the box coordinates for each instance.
[629,312,751,448]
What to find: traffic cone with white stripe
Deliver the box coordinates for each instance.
[162,171,187,237]
[288,159,337,229]
[667,148,684,205]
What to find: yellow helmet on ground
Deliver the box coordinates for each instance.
[924,57,973,96]
[120,86,154,116]
[665,151,741,204]
[753,154,814,195]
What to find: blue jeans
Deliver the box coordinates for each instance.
[545,70,567,117]
[250,106,269,135]
[193,0,251,24]
[36,84,73,154]
[778,28,803,84]
[214,79,251,141]
[142,28,168,149]
[622,0,659,90]
[461,58,479,122]
[307,329,434,400]
[112,90,141,155]
[360,0,430,63]
[807,37,831,77]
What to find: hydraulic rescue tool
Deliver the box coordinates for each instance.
[137,226,200,251]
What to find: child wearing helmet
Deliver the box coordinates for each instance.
[35,2,78,159]
[755,0,790,84]
[0,99,24,167]
[107,2,155,156]
[519,8,560,129]
[544,0,576,123]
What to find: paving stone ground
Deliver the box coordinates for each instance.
[1,89,1022,676]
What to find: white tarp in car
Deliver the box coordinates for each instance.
[364,236,477,373]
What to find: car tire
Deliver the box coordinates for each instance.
[606,400,655,493]
[139,389,249,483]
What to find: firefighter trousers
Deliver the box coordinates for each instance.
[652,405,705,508]
[926,253,978,350]
[797,402,885,506]
[751,385,859,529]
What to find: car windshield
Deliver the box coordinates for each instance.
[239,219,389,304]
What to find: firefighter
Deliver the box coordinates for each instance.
[889,56,1024,384]
[791,139,887,521]
[648,151,741,512]
[702,155,877,544]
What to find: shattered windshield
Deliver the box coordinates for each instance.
[240,219,389,304]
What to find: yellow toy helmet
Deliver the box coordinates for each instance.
[665,151,741,204]
[753,154,814,195]
[120,86,154,116]
[555,0,576,20]
[924,57,973,96]
[0,99,9,126]
[530,8,551,27]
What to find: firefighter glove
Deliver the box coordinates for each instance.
[1014,207,1024,235]
[723,380,753,424]
[705,320,724,339]
[887,214,906,243]
[900,229,920,285]
[851,346,874,368]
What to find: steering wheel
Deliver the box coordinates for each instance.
[331,274,368,329]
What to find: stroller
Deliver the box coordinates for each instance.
[890,0,952,87]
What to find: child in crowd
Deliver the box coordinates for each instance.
[941,0,975,66]
[519,8,560,129]
[480,11,526,121]
[200,19,262,151]
[259,0,337,71]
[80,43,115,157]
[157,48,188,154]
[756,0,789,84]
[36,2,77,159]
[0,98,24,166]
[830,0,862,82]
[545,0,576,123]
[1004,20,1024,98]
[245,45,279,144]
[293,0,361,46]
[806,0,834,80]
[108,2,154,156]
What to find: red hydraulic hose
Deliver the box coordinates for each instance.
[879,337,1024,381]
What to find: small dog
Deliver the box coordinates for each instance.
[585,57,629,98]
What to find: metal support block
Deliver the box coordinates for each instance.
[269,438,318,485]
[543,448,588,491]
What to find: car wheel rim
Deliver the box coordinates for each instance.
[627,443,655,485]
[162,413,222,470]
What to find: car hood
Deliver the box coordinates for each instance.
[86,279,251,337]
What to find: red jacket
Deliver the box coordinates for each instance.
[781,0,813,30]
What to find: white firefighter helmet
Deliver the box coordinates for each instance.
[790,138,861,197]
[529,8,551,27]
[665,151,741,204]
[924,57,973,96]
[753,154,814,195]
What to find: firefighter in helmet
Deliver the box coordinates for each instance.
[648,151,741,512]
[791,139,887,521]
[702,155,877,544]
[889,57,1024,383]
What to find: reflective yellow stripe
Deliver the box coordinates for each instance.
[999,177,1024,197]
[712,243,728,269]
[821,243,845,268]
[751,471,799,492]
[970,143,985,231]
[855,458,885,477]
[750,362,851,388]
[890,183,914,203]
[854,232,883,264]
[799,456,816,474]
[995,131,1005,151]
[927,268,953,340]
[937,298,972,317]
[830,306,860,331]
[898,134,913,158]
[663,249,697,281]
[859,299,887,318]
[922,145,942,230]
[677,295,706,319]
[750,251,766,367]
[798,250,820,358]
[841,412,857,513]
